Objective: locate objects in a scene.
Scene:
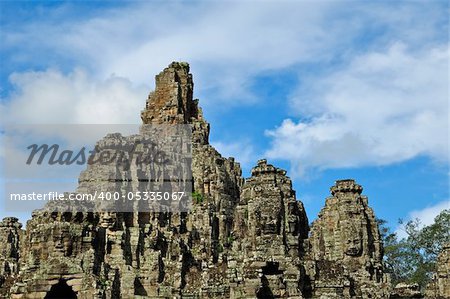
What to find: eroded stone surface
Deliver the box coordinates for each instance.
[0,218,22,298]
[425,243,450,299]
[390,283,423,298]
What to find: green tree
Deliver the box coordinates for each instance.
[378,218,415,284]
[400,209,450,286]
[378,209,450,288]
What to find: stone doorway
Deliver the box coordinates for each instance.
[44,279,77,299]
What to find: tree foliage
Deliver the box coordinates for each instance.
[378,208,450,288]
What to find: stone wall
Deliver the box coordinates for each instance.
[0,218,22,298]
[425,243,450,299]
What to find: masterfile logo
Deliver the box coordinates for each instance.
[2,124,193,213]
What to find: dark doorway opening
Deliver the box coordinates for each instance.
[44,279,77,299]
[262,261,283,275]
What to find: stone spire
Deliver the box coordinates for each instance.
[141,62,210,145]
[306,179,390,298]
[141,62,202,125]
[229,159,309,298]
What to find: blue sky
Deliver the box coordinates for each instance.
[0,0,448,235]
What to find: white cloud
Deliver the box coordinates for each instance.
[0,69,147,124]
[0,1,444,124]
[0,1,348,125]
[4,1,426,106]
[395,200,450,239]
[265,43,449,176]
[409,201,450,226]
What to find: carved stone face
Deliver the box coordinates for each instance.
[52,226,72,256]
[345,236,362,256]
[342,222,362,256]
[100,212,116,228]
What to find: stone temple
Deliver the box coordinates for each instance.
[0,62,448,298]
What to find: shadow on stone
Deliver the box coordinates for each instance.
[256,275,274,299]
